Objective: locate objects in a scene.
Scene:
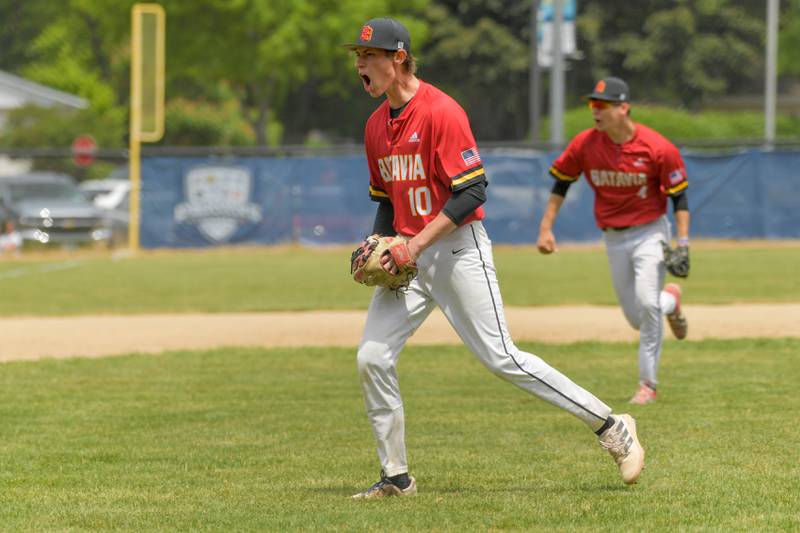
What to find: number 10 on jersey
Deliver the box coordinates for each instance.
[408,186,432,216]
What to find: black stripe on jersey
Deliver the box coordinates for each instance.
[451,165,486,191]
[469,224,607,423]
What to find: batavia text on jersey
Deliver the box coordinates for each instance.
[376,154,427,183]
[590,169,647,187]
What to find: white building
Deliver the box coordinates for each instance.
[0,70,89,175]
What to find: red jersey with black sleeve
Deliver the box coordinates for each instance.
[549,123,688,229]
[364,81,486,237]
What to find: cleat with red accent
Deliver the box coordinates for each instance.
[629,383,657,405]
[664,283,688,339]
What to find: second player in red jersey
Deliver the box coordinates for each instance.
[550,123,687,230]
[537,76,692,406]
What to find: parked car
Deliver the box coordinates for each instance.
[80,177,130,246]
[0,172,112,246]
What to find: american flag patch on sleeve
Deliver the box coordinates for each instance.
[668,169,685,185]
[460,146,481,166]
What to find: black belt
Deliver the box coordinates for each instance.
[602,226,632,232]
[603,218,661,232]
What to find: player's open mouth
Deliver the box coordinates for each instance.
[361,74,372,90]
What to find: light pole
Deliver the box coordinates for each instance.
[549,0,565,146]
[530,0,541,144]
[764,0,779,148]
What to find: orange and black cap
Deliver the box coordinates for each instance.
[342,17,411,54]
[585,77,630,102]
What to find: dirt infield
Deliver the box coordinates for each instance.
[2,304,798,362]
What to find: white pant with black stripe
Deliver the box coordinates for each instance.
[357,221,612,477]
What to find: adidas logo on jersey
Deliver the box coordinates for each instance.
[408,131,421,143]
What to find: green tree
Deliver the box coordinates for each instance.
[2,105,123,149]
[3,0,789,147]
[779,0,800,76]
[417,0,531,140]
[0,104,122,178]
[0,0,54,71]
[163,96,254,146]
[6,0,131,147]
[577,0,765,108]
[281,5,431,145]
[166,0,427,146]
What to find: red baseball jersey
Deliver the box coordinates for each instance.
[365,81,485,236]
[550,123,688,229]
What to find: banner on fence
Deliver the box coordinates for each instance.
[139,149,800,248]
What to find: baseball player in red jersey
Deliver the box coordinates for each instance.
[537,77,691,406]
[345,19,645,499]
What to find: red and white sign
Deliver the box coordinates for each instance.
[72,135,97,167]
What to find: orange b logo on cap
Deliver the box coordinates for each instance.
[594,80,606,93]
[361,25,373,41]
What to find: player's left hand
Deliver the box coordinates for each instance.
[662,241,690,278]
[380,250,398,274]
[381,239,420,274]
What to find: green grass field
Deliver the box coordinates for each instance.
[0,242,798,315]
[0,340,797,530]
[0,243,798,530]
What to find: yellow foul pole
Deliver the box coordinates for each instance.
[129,3,165,253]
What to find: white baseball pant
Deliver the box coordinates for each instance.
[357,221,612,476]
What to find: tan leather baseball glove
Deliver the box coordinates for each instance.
[350,235,418,290]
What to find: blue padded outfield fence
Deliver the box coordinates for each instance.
[139,148,800,248]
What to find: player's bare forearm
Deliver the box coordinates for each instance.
[407,213,457,259]
[537,193,565,254]
[380,213,456,274]
[539,193,565,231]
[674,210,690,242]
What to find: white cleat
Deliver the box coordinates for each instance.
[351,470,417,499]
[599,414,645,484]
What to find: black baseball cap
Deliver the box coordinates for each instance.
[342,17,411,54]
[585,77,630,102]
